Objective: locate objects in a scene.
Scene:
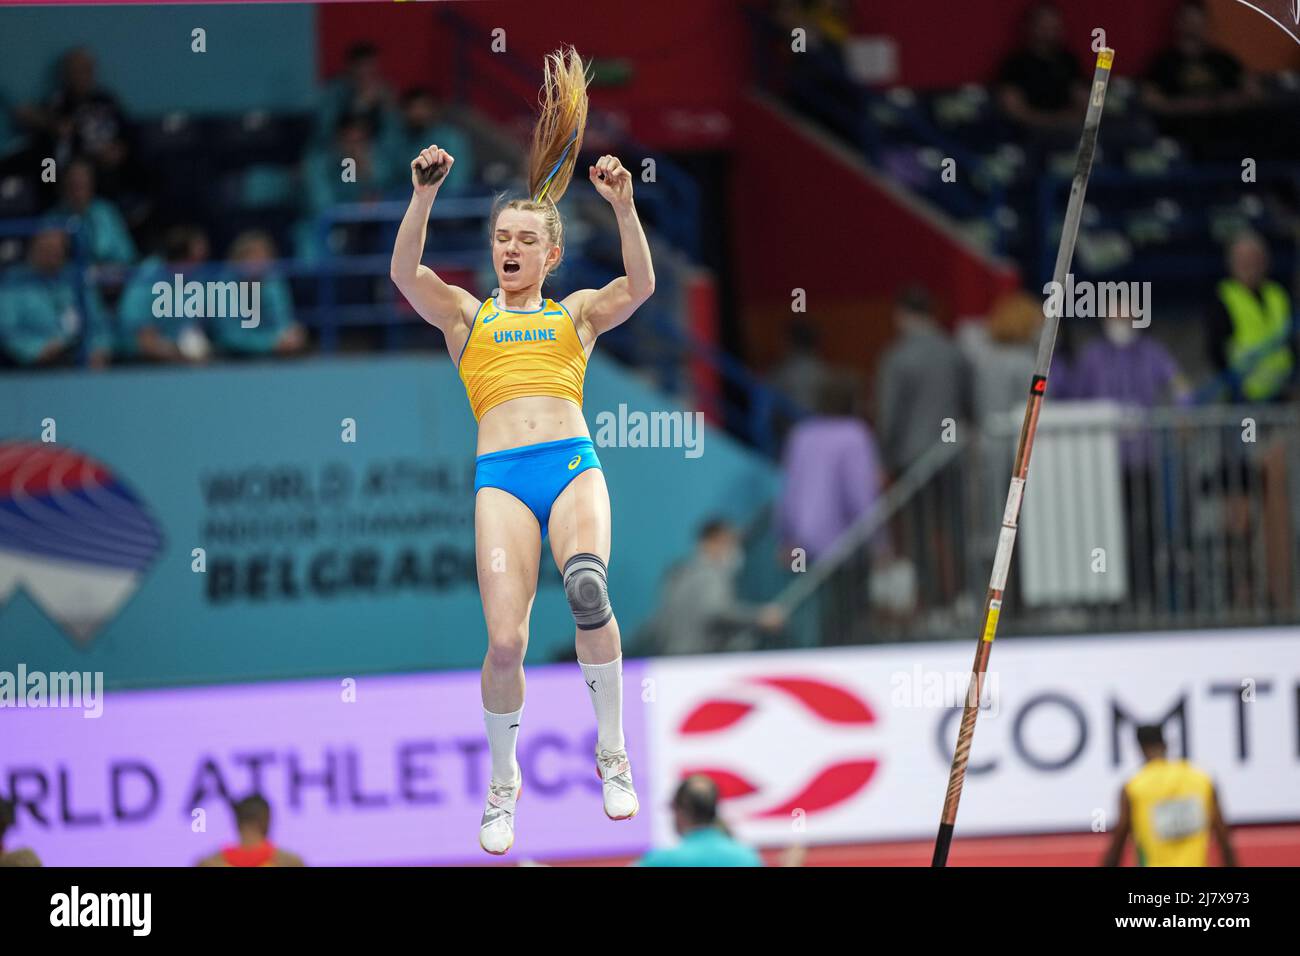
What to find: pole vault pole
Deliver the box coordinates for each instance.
[931,47,1115,868]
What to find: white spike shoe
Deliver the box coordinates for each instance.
[596,748,639,821]
[480,772,522,855]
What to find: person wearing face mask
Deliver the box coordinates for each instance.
[637,519,786,657]
[1071,310,1189,410]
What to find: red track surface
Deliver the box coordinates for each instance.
[547,823,1300,867]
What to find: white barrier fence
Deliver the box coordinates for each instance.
[645,628,1300,847]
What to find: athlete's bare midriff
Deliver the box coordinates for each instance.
[443,301,595,456]
[474,395,591,456]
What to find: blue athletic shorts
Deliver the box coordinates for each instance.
[473,436,602,537]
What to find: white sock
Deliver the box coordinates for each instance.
[483,706,522,785]
[579,656,625,753]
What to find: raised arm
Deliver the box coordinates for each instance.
[562,154,655,339]
[389,145,480,332]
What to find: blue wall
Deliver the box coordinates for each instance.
[0,5,318,116]
[0,354,777,687]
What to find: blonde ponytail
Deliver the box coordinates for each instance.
[527,45,590,204]
[490,45,591,280]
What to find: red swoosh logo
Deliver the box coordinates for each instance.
[753,759,879,817]
[750,676,875,724]
[679,699,753,734]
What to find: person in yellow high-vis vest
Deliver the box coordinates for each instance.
[1102,724,1237,867]
[1209,231,1295,401]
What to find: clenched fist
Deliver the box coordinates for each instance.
[411,145,454,194]
[589,154,632,207]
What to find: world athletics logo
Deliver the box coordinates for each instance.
[0,442,163,645]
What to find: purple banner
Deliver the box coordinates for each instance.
[2,662,652,866]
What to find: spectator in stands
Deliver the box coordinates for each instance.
[298,114,394,262]
[1143,1,1261,158]
[1205,232,1295,611]
[637,518,785,656]
[392,88,475,197]
[875,283,969,475]
[995,3,1085,134]
[778,370,885,642]
[55,157,136,266]
[767,318,830,445]
[0,227,112,368]
[778,369,882,564]
[769,318,828,416]
[959,291,1045,571]
[637,775,762,867]
[17,48,134,197]
[317,42,399,154]
[117,225,213,363]
[306,114,393,214]
[1073,306,1189,608]
[876,285,969,619]
[197,794,305,867]
[1144,2,1257,116]
[1072,310,1189,410]
[1206,230,1295,404]
[960,291,1042,427]
[209,231,307,357]
[0,796,41,867]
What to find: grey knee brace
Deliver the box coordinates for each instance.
[563,552,613,630]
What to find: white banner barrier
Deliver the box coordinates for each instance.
[645,628,1300,847]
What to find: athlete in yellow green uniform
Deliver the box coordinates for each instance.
[1102,724,1236,867]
